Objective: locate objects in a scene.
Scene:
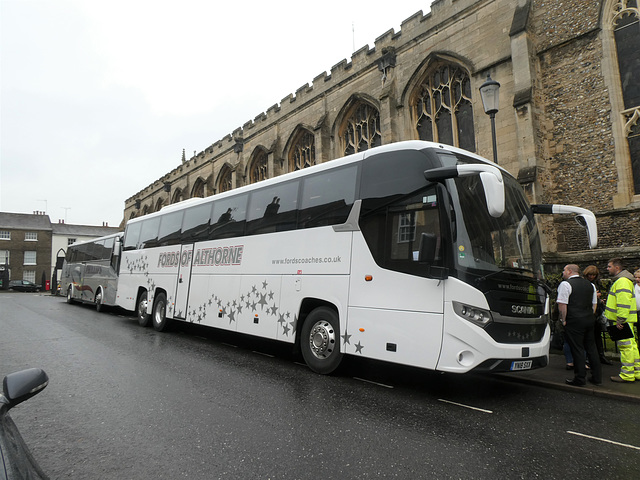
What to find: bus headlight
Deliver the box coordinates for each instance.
[453,301,493,327]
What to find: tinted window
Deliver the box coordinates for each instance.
[246,180,300,235]
[360,150,436,206]
[182,203,213,243]
[91,240,107,260]
[139,217,161,249]
[299,165,358,228]
[360,186,444,277]
[104,236,115,252]
[210,194,248,239]
[157,211,184,246]
[123,222,142,251]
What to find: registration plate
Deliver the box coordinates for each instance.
[510,360,533,371]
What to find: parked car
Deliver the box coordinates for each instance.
[0,368,49,479]
[8,281,40,293]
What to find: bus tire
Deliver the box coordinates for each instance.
[300,307,343,374]
[66,286,74,304]
[137,291,151,327]
[95,289,104,312]
[152,292,170,332]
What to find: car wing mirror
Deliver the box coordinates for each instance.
[2,368,49,410]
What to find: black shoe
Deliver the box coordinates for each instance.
[566,379,586,387]
[600,356,613,365]
[588,378,603,386]
[566,364,574,370]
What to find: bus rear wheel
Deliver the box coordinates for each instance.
[152,292,171,332]
[137,291,151,327]
[300,307,343,374]
[66,286,74,304]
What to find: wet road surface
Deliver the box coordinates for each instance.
[1,293,639,479]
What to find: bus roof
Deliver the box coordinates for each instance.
[125,140,504,226]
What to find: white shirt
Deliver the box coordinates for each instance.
[556,274,597,305]
[635,283,640,311]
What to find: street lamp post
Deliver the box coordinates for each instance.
[479,74,501,164]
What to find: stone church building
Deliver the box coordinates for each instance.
[123,0,640,272]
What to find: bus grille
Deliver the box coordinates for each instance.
[484,322,546,344]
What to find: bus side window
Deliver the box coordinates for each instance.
[104,237,115,259]
[138,217,161,249]
[89,240,105,261]
[157,211,184,247]
[123,222,142,251]
[210,194,248,240]
[181,203,213,243]
[246,181,300,235]
[299,165,358,229]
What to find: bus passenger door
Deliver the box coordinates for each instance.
[173,244,194,319]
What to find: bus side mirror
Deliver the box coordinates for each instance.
[479,171,505,218]
[113,239,121,257]
[424,164,505,218]
[531,204,598,249]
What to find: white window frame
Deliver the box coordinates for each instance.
[398,213,416,243]
[23,270,36,283]
[0,250,9,264]
[0,231,10,240]
[25,232,38,241]
[24,251,37,265]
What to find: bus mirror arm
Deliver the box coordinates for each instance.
[531,204,598,249]
[424,164,505,218]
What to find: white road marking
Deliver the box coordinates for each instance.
[221,343,238,348]
[567,431,640,450]
[353,377,394,388]
[252,351,274,357]
[438,399,493,414]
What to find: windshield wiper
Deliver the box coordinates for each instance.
[474,266,533,284]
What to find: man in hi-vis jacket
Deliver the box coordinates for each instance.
[605,258,640,383]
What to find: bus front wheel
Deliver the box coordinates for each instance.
[152,292,170,332]
[95,289,104,312]
[137,291,151,327]
[66,286,74,304]
[300,307,343,374]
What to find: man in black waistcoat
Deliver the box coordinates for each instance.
[557,264,602,386]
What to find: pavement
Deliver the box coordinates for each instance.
[500,351,640,403]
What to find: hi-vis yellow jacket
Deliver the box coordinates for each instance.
[605,270,638,325]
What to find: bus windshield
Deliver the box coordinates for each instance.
[449,173,543,279]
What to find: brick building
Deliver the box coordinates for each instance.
[123,0,640,274]
[0,212,52,288]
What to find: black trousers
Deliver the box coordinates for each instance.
[565,318,602,384]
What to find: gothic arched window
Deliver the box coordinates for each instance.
[171,189,183,204]
[250,149,268,184]
[192,178,205,198]
[289,129,316,171]
[414,63,475,152]
[341,103,381,156]
[612,1,640,193]
[218,166,233,193]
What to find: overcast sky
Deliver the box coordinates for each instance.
[1,0,429,227]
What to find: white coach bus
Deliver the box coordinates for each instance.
[61,233,123,311]
[116,141,597,374]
